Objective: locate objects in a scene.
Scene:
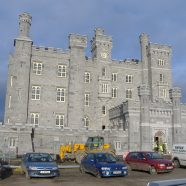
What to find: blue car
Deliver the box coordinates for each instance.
[80,152,128,178]
[21,152,60,179]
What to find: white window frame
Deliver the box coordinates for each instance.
[56,88,65,102]
[102,106,106,115]
[112,88,117,98]
[31,86,41,100]
[8,95,12,108]
[84,94,90,106]
[101,83,108,93]
[33,62,42,75]
[112,73,117,82]
[9,137,16,148]
[58,65,66,77]
[84,72,90,83]
[84,116,89,128]
[56,114,64,128]
[158,59,165,66]
[126,75,133,83]
[126,89,132,99]
[30,113,39,127]
[10,76,13,87]
[115,141,121,150]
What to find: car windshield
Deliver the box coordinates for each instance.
[95,153,116,163]
[145,152,163,159]
[28,153,53,162]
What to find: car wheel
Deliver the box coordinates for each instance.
[149,166,157,175]
[79,165,85,174]
[26,171,31,179]
[174,159,180,168]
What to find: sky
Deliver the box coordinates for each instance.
[1,0,186,121]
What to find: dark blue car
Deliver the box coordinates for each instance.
[21,152,60,179]
[80,152,128,178]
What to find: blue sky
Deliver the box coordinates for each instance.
[1,0,186,121]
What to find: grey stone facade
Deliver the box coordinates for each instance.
[1,12,186,157]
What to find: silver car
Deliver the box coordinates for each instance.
[147,179,186,186]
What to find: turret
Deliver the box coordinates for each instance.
[18,12,32,38]
[91,28,112,61]
[169,88,182,143]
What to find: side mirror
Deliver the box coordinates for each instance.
[90,159,95,163]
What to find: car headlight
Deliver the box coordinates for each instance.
[122,166,127,170]
[101,167,111,170]
[28,166,38,170]
[158,164,165,167]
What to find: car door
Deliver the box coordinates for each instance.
[127,152,139,170]
[136,152,148,171]
[86,154,96,174]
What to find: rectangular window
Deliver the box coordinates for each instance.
[160,74,164,82]
[101,83,108,93]
[112,88,117,98]
[33,62,42,75]
[56,88,65,102]
[84,94,90,106]
[56,114,64,128]
[102,106,106,115]
[160,88,167,98]
[84,72,90,83]
[102,67,106,76]
[158,59,165,66]
[126,89,132,99]
[31,86,41,100]
[115,141,121,150]
[9,137,16,147]
[8,96,12,108]
[84,116,89,128]
[30,113,39,127]
[10,76,13,87]
[112,73,117,82]
[126,75,133,83]
[58,65,66,77]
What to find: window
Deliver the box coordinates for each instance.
[56,114,64,128]
[84,72,90,83]
[102,67,106,76]
[115,141,121,150]
[30,113,39,127]
[33,62,42,75]
[112,88,117,98]
[126,89,132,99]
[126,75,133,83]
[10,76,13,87]
[112,73,117,82]
[160,88,167,98]
[160,74,164,82]
[85,94,90,106]
[56,88,65,102]
[101,83,108,93]
[84,116,89,128]
[158,59,165,66]
[102,106,106,115]
[8,96,11,108]
[31,86,41,100]
[58,65,66,77]
[9,137,16,147]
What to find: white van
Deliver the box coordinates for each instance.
[172,144,186,168]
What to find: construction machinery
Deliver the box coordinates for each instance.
[59,136,115,164]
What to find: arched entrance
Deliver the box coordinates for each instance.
[153,130,167,153]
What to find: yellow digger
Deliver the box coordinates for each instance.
[59,136,115,164]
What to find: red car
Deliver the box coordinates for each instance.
[125,151,174,174]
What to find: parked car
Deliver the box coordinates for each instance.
[21,152,60,179]
[125,151,174,174]
[172,144,186,168]
[0,160,12,179]
[80,152,128,178]
[147,178,186,186]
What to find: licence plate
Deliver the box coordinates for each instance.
[40,171,50,174]
[166,166,173,170]
[113,171,121,174]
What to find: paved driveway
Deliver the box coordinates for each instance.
[1,167,186,186]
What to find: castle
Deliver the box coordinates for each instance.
[0,12,186,157]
